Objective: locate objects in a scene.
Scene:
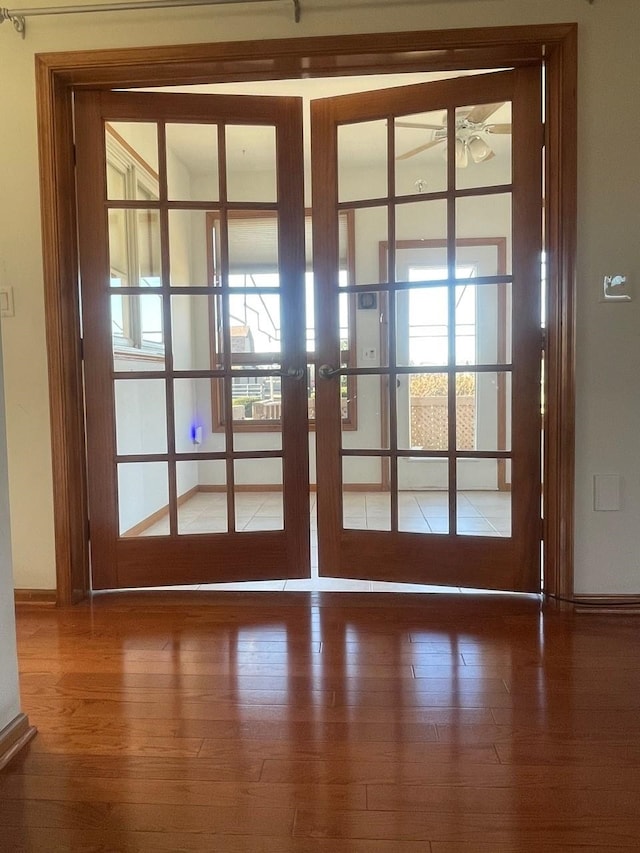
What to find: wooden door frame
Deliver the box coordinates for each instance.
[35,23,577,605]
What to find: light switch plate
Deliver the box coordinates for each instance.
[0,287,14,318]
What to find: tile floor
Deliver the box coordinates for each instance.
[135,490,511,593]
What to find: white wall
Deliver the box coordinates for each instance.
[1,0,639,593]
[0,321,21,730]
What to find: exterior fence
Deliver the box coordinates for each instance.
[410,395,475,450]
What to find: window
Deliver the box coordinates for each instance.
[405,265,478,451]
[207,210,357,431]
[106,126,164,358]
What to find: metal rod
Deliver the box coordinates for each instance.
[1,0,299,37]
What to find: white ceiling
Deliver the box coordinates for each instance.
[132,69,512,176]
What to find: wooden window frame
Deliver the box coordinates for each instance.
[36,24,577,605]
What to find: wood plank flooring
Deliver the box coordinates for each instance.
[4,591,640,851]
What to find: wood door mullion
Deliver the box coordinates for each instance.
[387,114,398,533]
[511,65,543,591]
[276,100,309,576]
[446,105,458,537]
[218,123,237,535]
[156,121,178,537]
[311,99,342,575]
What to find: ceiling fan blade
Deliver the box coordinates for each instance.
[396,138,445,161]
[484,123,512,135]
[465,102,504,125]
[396,120,446,131]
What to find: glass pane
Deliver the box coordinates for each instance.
[395,109,448,196]
[398,491,431,534]
[166,123,219,202]
[115,379,167,456]
[118,461,168,537]
[342,374,388,450]
[106,122,159,200]
[456,282,512,367]
[413,478,450,536]
[395,200,447,255]
[339,292,352,365]
[457,194,512,274]
[306,274,315,353]
[107,209,128,282]
[399,372,448,451]
[226,125,276,203]
[454,282,476,366]
[228,214,279,279]
[169,210,214,287]
[455,240,506,279]
[177,462,227,535]
[228,294,281,355]
[457,485,511,537]
[458,456,501,492]
[106,161,126,201]
[108,209,162,287]
[174,378,224,454]
[231,376,283,450]
[396,288,449,368]
[354,207,388,284]
[140,294,164,346]
[354,290,387,367]
[455,372,476,451]
[234,431,282,453]
[234,459,283,531]
[338,120,388,203]
[455,101,512,191]
[457,371,511,452]
[111,294,165,369]
[197,459,228,490]
[341,458,388,530]
[171,295,215,371]
[210,294,225,367]
[137,211,162,284]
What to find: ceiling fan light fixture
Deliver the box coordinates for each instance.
[467,134,492,164]
[455,137,468,169]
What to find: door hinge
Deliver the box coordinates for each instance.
[541,327,547,352]
[79,337,84,360]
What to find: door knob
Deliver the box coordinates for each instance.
[283,366,305,380]
[318,364,340,379]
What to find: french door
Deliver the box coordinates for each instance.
[76,68,543,593]
[75,91,309,589]
[312,68,543,591]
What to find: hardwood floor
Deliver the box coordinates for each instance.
[4,592,640,851]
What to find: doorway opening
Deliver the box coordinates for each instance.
[40,25,570,597]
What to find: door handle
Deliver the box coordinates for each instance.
[318,364,340,379]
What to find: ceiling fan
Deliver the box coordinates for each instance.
[396,103,511,167]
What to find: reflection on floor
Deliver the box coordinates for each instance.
[138,490,511,593]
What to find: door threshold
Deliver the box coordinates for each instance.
[94,579,541,595]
